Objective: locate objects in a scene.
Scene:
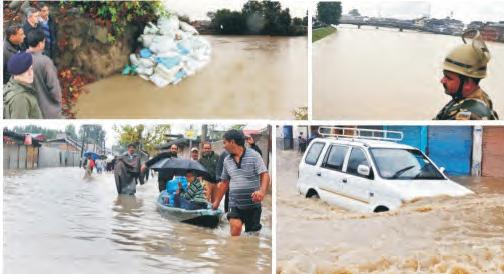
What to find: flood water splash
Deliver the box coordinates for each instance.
[276,150,504,274]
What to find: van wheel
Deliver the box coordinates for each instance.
[306,189,319,199]
[374,206,389,213]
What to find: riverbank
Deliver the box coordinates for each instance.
[312,26,336,42]
[313,26,504,120]
[75,35,308,119]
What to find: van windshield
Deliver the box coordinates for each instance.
[369,148,445,180]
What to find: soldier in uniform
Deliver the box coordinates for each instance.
[435,30,498,120]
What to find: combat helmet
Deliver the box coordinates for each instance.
[443,30,491,79]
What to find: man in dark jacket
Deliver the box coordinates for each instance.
[22,7,43,49]
[39,2,57,59]
[198,142,220,202]
[26,29,62,118]
[3,25,25,84]
[114,144,143,195]
[141,144,178,192]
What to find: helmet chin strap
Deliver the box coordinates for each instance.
[453,75,466,100]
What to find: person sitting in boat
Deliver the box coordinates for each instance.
[174,170,208,210]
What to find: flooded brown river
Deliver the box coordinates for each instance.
[313,26,504,120]
[3,168,271,274]
[75,35,307,119]
[276,150,504,274]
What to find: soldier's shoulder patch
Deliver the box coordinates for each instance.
[455,111,472,120]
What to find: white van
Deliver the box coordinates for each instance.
[297,127,473,213]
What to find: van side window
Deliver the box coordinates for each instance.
[305,142,325,165]
[323,145,348,171]
[346,148,369,176]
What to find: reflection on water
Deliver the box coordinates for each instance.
[3,168,271,274]
[313,26,504,120]
[277,150,504,274]
[75,35,307,119]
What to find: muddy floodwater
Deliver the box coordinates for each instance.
[3,168,271,274]
[75,35,307,119]
[276,150,504,274]
[313,26,504,120]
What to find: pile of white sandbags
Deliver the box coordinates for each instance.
[129,16,211,88]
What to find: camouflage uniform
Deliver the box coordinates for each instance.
[435,88,498,120]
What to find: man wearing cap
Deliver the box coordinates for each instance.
[435,30,498,120]
[3,24,25,84]
[190,147,199,161]
[3,52,42,119]
[199,142,220,203]
[26,29,62,119]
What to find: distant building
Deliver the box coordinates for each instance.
[481,23,504,42]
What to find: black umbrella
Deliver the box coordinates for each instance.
[149,158,211,180]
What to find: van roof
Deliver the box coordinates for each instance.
[313,137,417,150]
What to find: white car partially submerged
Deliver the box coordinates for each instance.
[297,127,473,213]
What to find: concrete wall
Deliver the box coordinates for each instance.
[38,146,81,168]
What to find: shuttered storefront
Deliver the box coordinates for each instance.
[482,127,504,177]
[427,126,472,176]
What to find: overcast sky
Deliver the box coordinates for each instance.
[164,0,308,20]
[332,0,504,23]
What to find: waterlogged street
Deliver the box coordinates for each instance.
[276,150,504,274]
[75,36,307,119]
[3,167,272,274]
[313,26,504,120]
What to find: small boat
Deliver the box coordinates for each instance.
[156,192,223,228]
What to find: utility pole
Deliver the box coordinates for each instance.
[201,125,208,148]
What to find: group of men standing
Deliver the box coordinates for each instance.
[133,130,269,236]
[3,2,61,119]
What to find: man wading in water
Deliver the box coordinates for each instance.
[114,143,143,195]
[212,130,270,236]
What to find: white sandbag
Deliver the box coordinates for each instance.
[138,58,155,68]
[155,64,180,82]
[150,73,170,88]
[149,36,177,54]
[157,16,179,35]
[129,54,140,66]
[156,50,180,59]
[143,22,159,34]
[136,66,154,76]
[139,74,150,81]
[180,21,199,35]
[139,34,156,48]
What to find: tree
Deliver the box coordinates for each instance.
[210,1,306,36]
[79,125,106,152]
[349,8,361,17]
[65,124,78,140]
[114,124,171,155]
[317,2,342,25]
[209,9,246,34]
[12,125,61,139]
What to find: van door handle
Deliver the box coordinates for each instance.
[342,178,347,183]
[316,172,321,176]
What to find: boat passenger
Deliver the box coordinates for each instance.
[174,170,208,210]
